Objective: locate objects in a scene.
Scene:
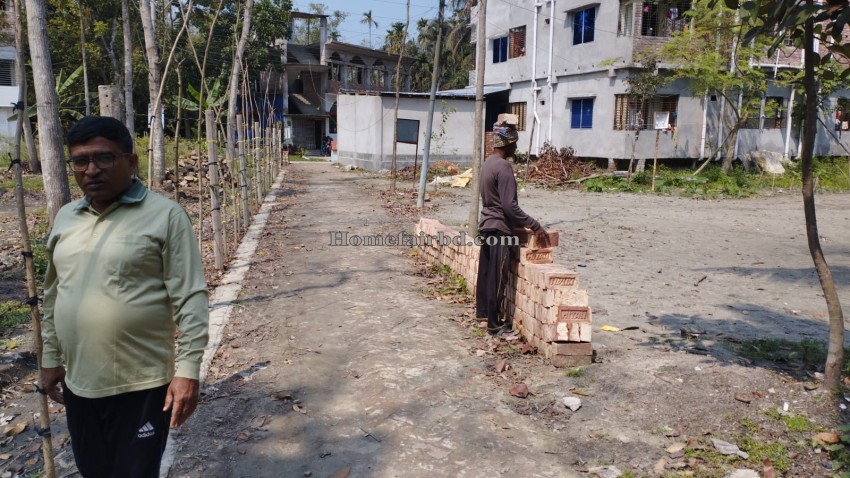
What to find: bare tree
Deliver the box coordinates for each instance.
[139,0,166,185]
[79,3,91,116]
[13,0,39,173]
[24,0,71,224]
[226,0,254,193]
[122,0,135,135]
[799,2,844,389]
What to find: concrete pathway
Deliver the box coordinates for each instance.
[165,163,581,478]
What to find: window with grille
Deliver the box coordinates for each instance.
[573,7,596,45]
[493,36,508,63]
[742,96,786,129]
[509,102,527,131]
[762,97,786,129]
[571,98,594,129]
[641,1,691,37]
[836,98,850,131]
[613,94,679,130]
[509,26,526,58]
[370,69,384,87]
[328,63,341,81]
[0,60,14,87]
[618,1,634,36]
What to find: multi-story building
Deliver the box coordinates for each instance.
[0,1,19,141]
[475,0,850,166]
[256,12,414,151]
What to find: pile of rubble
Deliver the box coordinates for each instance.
[160,151,237,197]
[525,143,598,187]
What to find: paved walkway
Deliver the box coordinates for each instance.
[165,163,581,478]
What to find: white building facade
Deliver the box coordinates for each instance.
[475,0,850,165]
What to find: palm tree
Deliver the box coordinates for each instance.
[361,10,379,48]
[384,22,406,54]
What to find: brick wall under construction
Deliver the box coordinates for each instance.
[415,218,593,367]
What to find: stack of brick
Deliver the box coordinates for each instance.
[415,218,593,367]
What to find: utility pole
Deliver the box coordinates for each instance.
[467,0,486,237]
[417,0,446,208]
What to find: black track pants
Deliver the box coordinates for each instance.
[476,230,514,333]
[63,383,172,478]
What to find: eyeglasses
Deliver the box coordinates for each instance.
[67,152,127,172]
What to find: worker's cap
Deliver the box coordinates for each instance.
[493,113,519,148]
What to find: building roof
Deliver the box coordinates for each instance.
[337,86,509,100]
[437,86,511,97]
[291,11,328,19]
[326,41,413,65]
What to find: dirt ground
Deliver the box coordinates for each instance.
[1,162,849,477]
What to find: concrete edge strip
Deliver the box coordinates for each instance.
[159,171,286,477]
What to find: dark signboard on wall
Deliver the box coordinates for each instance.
[396,119,420,144]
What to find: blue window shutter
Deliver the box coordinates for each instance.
[582,99,594,128]
[586,8,596,43]
[571,101,581,128]
[573,12,583,45]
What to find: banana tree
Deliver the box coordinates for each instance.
[11,66,88,128]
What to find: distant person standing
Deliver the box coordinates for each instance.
[476,114,549,336]
[40,116,209,477]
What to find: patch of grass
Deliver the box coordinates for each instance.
[430,263,470,296]
[684,448,733,465]
[762,407,821,433]
[0,175,45,192]
[729,337,834,372]
[564,368,585,378]
[289,154,326,162]
[782,414,820,433]
[581,158,850,197]
[0,300,30,329]
[739,436,792,472]
[740,417,759,435]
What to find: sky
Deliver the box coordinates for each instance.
[289,0,442,48]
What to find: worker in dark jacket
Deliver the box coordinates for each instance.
[476,114,549,336]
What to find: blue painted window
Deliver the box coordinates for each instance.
[571,98,594,129]
[493,37,508,63]
[573,7,596,45]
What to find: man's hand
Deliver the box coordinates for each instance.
[41,366,66,404]
[534,227,551,248]
[163,377,200,428]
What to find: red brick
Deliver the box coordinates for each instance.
[579,322,592,343]
[551,342,592,356]
[557,306,591,323]
[551,355,592,367]
[541,289,589,308]
[514,228,559,249]
[519,248,553,265]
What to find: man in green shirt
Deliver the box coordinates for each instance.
[41,116,209,477]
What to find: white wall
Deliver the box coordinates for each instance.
[337,93,476,171]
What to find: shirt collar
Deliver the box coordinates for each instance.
[73,178,148,212]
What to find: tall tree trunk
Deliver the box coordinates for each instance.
[79,7,91,116]
[12,43,56,477]
[467,0,486,237]
[13,0,40,173]
[801,3,844,389]
[390,0,410,194]
[226,0,254,190]
[25,0,71,224]
[122,0,135,136]
[139,0,165,185]
[101,18,121,89]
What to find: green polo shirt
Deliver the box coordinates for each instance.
[41,180,209,399]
